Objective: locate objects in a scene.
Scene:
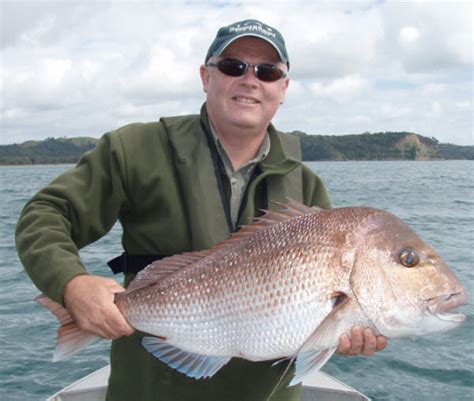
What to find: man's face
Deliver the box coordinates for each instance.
[200,37,289,136]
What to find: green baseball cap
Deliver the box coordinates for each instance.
[205,19,290,69]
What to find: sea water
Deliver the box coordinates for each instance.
[0,161,472,401]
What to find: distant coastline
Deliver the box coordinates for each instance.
[0,132,472,165]
[292,131,473,161]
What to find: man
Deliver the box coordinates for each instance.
[16,19,387,401]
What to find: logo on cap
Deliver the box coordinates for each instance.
[228,21,277,39]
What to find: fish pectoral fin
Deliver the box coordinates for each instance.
[285,292,352,385]
[305,291,351,349]
[265,294,351,401]
[141,337,231,380]
[290,348,337,386]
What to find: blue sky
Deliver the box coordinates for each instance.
[1,0,472,145]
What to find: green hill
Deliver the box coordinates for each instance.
[0,137,98,165]
[0,133,472,165]
[437,143,474,160]
[291,131,472,161]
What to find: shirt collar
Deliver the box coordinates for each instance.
[208,122,271,174]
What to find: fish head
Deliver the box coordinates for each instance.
[348,208,467,338]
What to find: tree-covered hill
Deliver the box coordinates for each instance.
[437,143,474,160]
[0,132,472,165]
[291,131,449,161]
[0,137,98,165]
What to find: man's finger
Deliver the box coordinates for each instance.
[376,335,388,352]
[361,328,377,356]
[336,333,351,354]
[105,307,135,337]
[347,326,363,355]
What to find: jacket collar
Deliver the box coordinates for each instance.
[199,103,300,174]
[163,104,303,250]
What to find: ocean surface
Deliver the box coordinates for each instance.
[0,160,472,401]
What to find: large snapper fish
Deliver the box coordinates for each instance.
[38,201,467,388]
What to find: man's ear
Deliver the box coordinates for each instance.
[279,77,290,104]
[200,65,209,93]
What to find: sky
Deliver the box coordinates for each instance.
[1,0,472,146]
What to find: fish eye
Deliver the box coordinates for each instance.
[399,248,420,268]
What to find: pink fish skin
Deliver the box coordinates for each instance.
[37,200,467,383]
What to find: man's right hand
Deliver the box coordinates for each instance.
[63,275,135,339]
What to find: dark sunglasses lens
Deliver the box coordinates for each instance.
[218,59,247,77]
[256,65,284,82]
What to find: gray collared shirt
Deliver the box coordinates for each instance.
[209,124,271,228]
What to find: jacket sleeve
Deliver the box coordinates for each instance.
[15,132,131,305]
[301,164,332,209]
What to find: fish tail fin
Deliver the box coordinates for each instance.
[36,294,98,361]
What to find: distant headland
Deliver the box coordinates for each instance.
[292,131,473,161]
[0,132,472,165]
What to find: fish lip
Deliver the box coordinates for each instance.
[426,291,468,321]
[435,312,466,323]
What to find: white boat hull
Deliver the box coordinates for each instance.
[47,365,371,401]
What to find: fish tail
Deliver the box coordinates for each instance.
[36,294,98,361]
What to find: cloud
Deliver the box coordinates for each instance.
[281,5,384,79]
[399,26,420,44]
[382,0,472,73]
[1,0,472,145]
[310,75,372,100]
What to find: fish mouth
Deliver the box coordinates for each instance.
[426,291,468,323]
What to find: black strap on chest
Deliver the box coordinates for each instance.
[202,125,235,233]
[107,252,166,275]
[201,121,268,233]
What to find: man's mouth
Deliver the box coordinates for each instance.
[233,96,259,104]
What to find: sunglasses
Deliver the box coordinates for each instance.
[206,58,287,82]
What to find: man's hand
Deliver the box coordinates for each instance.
[336,326,388,356]
[63,275,135,339]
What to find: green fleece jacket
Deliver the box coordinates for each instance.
[16,105,331,401]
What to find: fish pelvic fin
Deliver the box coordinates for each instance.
[36,294,98,361]
[142,337,231,379]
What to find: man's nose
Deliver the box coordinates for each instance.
[239,66,259,86]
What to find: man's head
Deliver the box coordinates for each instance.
[201,20,290,138]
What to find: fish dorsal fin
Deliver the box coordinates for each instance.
[142,336,231,379]
[126,251,212,292]
[232,198,321,239]
[127,199,320,293]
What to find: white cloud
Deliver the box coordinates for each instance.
[399,26,420,44]
[420,83,447,95]
[282,5,384,79]
[456,100,472,111]
[383,0,472,73]
[310,75,372,100]
[0,0,472,145]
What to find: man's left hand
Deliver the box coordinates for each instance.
[336,326,388,356]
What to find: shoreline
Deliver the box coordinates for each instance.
[2,159,471,167]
